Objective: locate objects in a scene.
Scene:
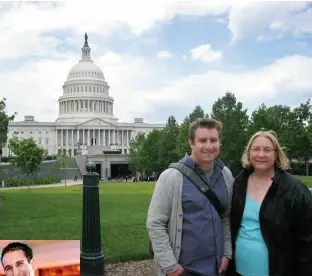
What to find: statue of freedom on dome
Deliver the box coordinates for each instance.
[84,33,88,46]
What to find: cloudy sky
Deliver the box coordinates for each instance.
[1,1,312,124]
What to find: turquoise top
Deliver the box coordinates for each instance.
[235,194,269,276]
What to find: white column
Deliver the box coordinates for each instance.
[83,129,85,145]
[88,129,90,146]
[71,129,74,147]
[121,130,124,145]
[103,130,106,145]
[98,129,101,145]
[127,130,129,145]
[113,129,115,144]
[108,130,111,145]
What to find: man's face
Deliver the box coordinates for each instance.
[2,250,36,276]
[189,127,220,165]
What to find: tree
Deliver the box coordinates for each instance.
[141,129,162,174]
[128,132,146,175]
[53,148,76,186]
[8,137,47,189]
[286,99,312,175]
[158,115,180,170]
[0,98,16,154]
[176,105,205,158]
[211,92,249,164]
[248,104,291,149]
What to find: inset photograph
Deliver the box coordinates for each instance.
[0,240,80,276]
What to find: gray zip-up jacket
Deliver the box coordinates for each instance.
[146,163,234,276]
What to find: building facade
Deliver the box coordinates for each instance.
[2,34,165,179]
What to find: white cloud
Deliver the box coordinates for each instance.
[190,44,222,63]
[0,1,229,60]
[130,55,312,118]
[0,1,310,62]
[2,49,312,124]
[228,2,312,42]
[216,18,227,25]
[269,20,284,31]
[98,52,122,64]
[157,51,173,59]
[1,1,312,125]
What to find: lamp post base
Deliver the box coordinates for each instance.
[80,251,105,276]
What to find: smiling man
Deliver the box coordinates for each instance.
[147,118,234,276]
[1,242,37,276]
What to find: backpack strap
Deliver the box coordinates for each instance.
[169,162,224,215]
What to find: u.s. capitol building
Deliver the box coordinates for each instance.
[1,34,165,178]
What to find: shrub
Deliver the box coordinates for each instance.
[5,176,61,187]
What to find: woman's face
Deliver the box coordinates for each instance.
[249,135,277,172]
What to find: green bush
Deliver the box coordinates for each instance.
[5,176,61,187]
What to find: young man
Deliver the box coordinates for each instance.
[147,118,233,276]
[1,242,37,276]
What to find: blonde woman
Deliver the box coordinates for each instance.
[227,130,312,276]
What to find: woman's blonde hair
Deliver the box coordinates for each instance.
[241,130,291,171]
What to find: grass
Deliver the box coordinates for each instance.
[0,182,155,263]
[0,177,311,263]
[296,176,312,188]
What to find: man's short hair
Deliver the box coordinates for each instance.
[188,118,222,142]
[1,242,33,265]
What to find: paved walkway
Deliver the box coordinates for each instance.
[0,179,83,190]
[1,180,311,192]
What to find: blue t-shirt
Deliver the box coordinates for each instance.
[235,194,269,276]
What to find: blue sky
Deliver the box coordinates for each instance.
[0,1,312,124]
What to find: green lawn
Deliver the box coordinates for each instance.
[0,182,155,263]
[0,177,311,263]
[297,176,312,188]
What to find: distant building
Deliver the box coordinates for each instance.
[2,34,165,179]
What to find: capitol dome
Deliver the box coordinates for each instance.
[56,33,118,124]
[66,58,105,81]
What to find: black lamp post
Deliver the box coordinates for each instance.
[80,162,105,276]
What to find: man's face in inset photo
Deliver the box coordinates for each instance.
[2,250,36,276]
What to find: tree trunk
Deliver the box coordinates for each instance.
[306,158,309,176]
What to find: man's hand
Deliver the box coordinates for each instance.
[167,264,184,276]
[219,257,230,273]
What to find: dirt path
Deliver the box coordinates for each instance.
[105,259,156,276]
